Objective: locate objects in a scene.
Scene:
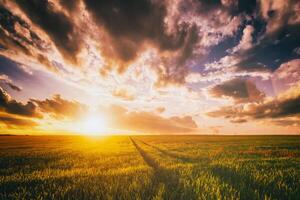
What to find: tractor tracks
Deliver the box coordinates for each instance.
[130,137,160,170]
[129,137,194,200]
[137,139,199,163]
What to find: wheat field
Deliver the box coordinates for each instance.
[0,135,299,200]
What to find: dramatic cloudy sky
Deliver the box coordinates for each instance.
[0,0,299,135]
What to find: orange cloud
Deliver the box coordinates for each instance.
[207,85,300,126]
[102,105,198,134]
[0,114,38,128]
[112,88,135,101]
[32,94,87,120]
[155,107,165,113]
[0,87,40,118]
[0,87,88,122]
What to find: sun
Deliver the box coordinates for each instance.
[79,113,108,135]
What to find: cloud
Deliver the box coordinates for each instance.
[1,0,297,88]
[259,0,300,35]
[235,26,300,72]
[271,117,300,127]
[0,87,40,117]
[234,0,300,72]
[273,59,300,83]
[0,86,87,121]
[294,47,300,55]
[85,0,190,61]
[175,0,244,47]
[0,0,299,135]
[271,59,300,94]
[112,88,135,101]
[85,0,201,85]
[207,84,300,126]
[0,74,22,91]
[59,0,81,13]
[0,0,248,87]
[102,105,198,134]
[0,5,41,53]
[156,107,165,113]
[0,114,38,128]
[0,4,58,72]
[231,25,255,53]
[31,94,87,120]
[0,85,198,133]
[203,0,300,75]
[230,118,247,123]
[209,78,265,103]
[14,0,83,64]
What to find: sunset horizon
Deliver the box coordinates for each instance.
[0,0,299,136]
[0,1,300,199]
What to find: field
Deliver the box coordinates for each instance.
[0,135,299,200]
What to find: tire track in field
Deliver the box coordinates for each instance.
[135,140,273,200]
[130,137,186,200]
[136,139,200,163]
[130,137,160,170]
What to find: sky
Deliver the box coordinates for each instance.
[0,0,299,135]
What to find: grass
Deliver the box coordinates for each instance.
[0,135,299,199]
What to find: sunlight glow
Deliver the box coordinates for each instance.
[78,113,108,135]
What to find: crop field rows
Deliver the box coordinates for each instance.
[0,135,299,200]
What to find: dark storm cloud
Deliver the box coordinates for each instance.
[59,0,81,13]
[0,0,298,88]
[0,5,43,54]
[209,78,265,102]
[203,0,300,75]
[179,0,252,17]
[233,0,257,15]
[84,0,198,72]
[32,94,87,120]
[156,25,199,86]
[181,0,222,15]
[207,85,300,125]
[236,24,300,71]
[1,0,261,85]
[208,22,300,74]
[231,0,300,72]
[189,0,256,15]
[0,87,40,117]
[0,5,57,71]
[259,0,300,35]
[85,0,186,52]
[15,0,83,63]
